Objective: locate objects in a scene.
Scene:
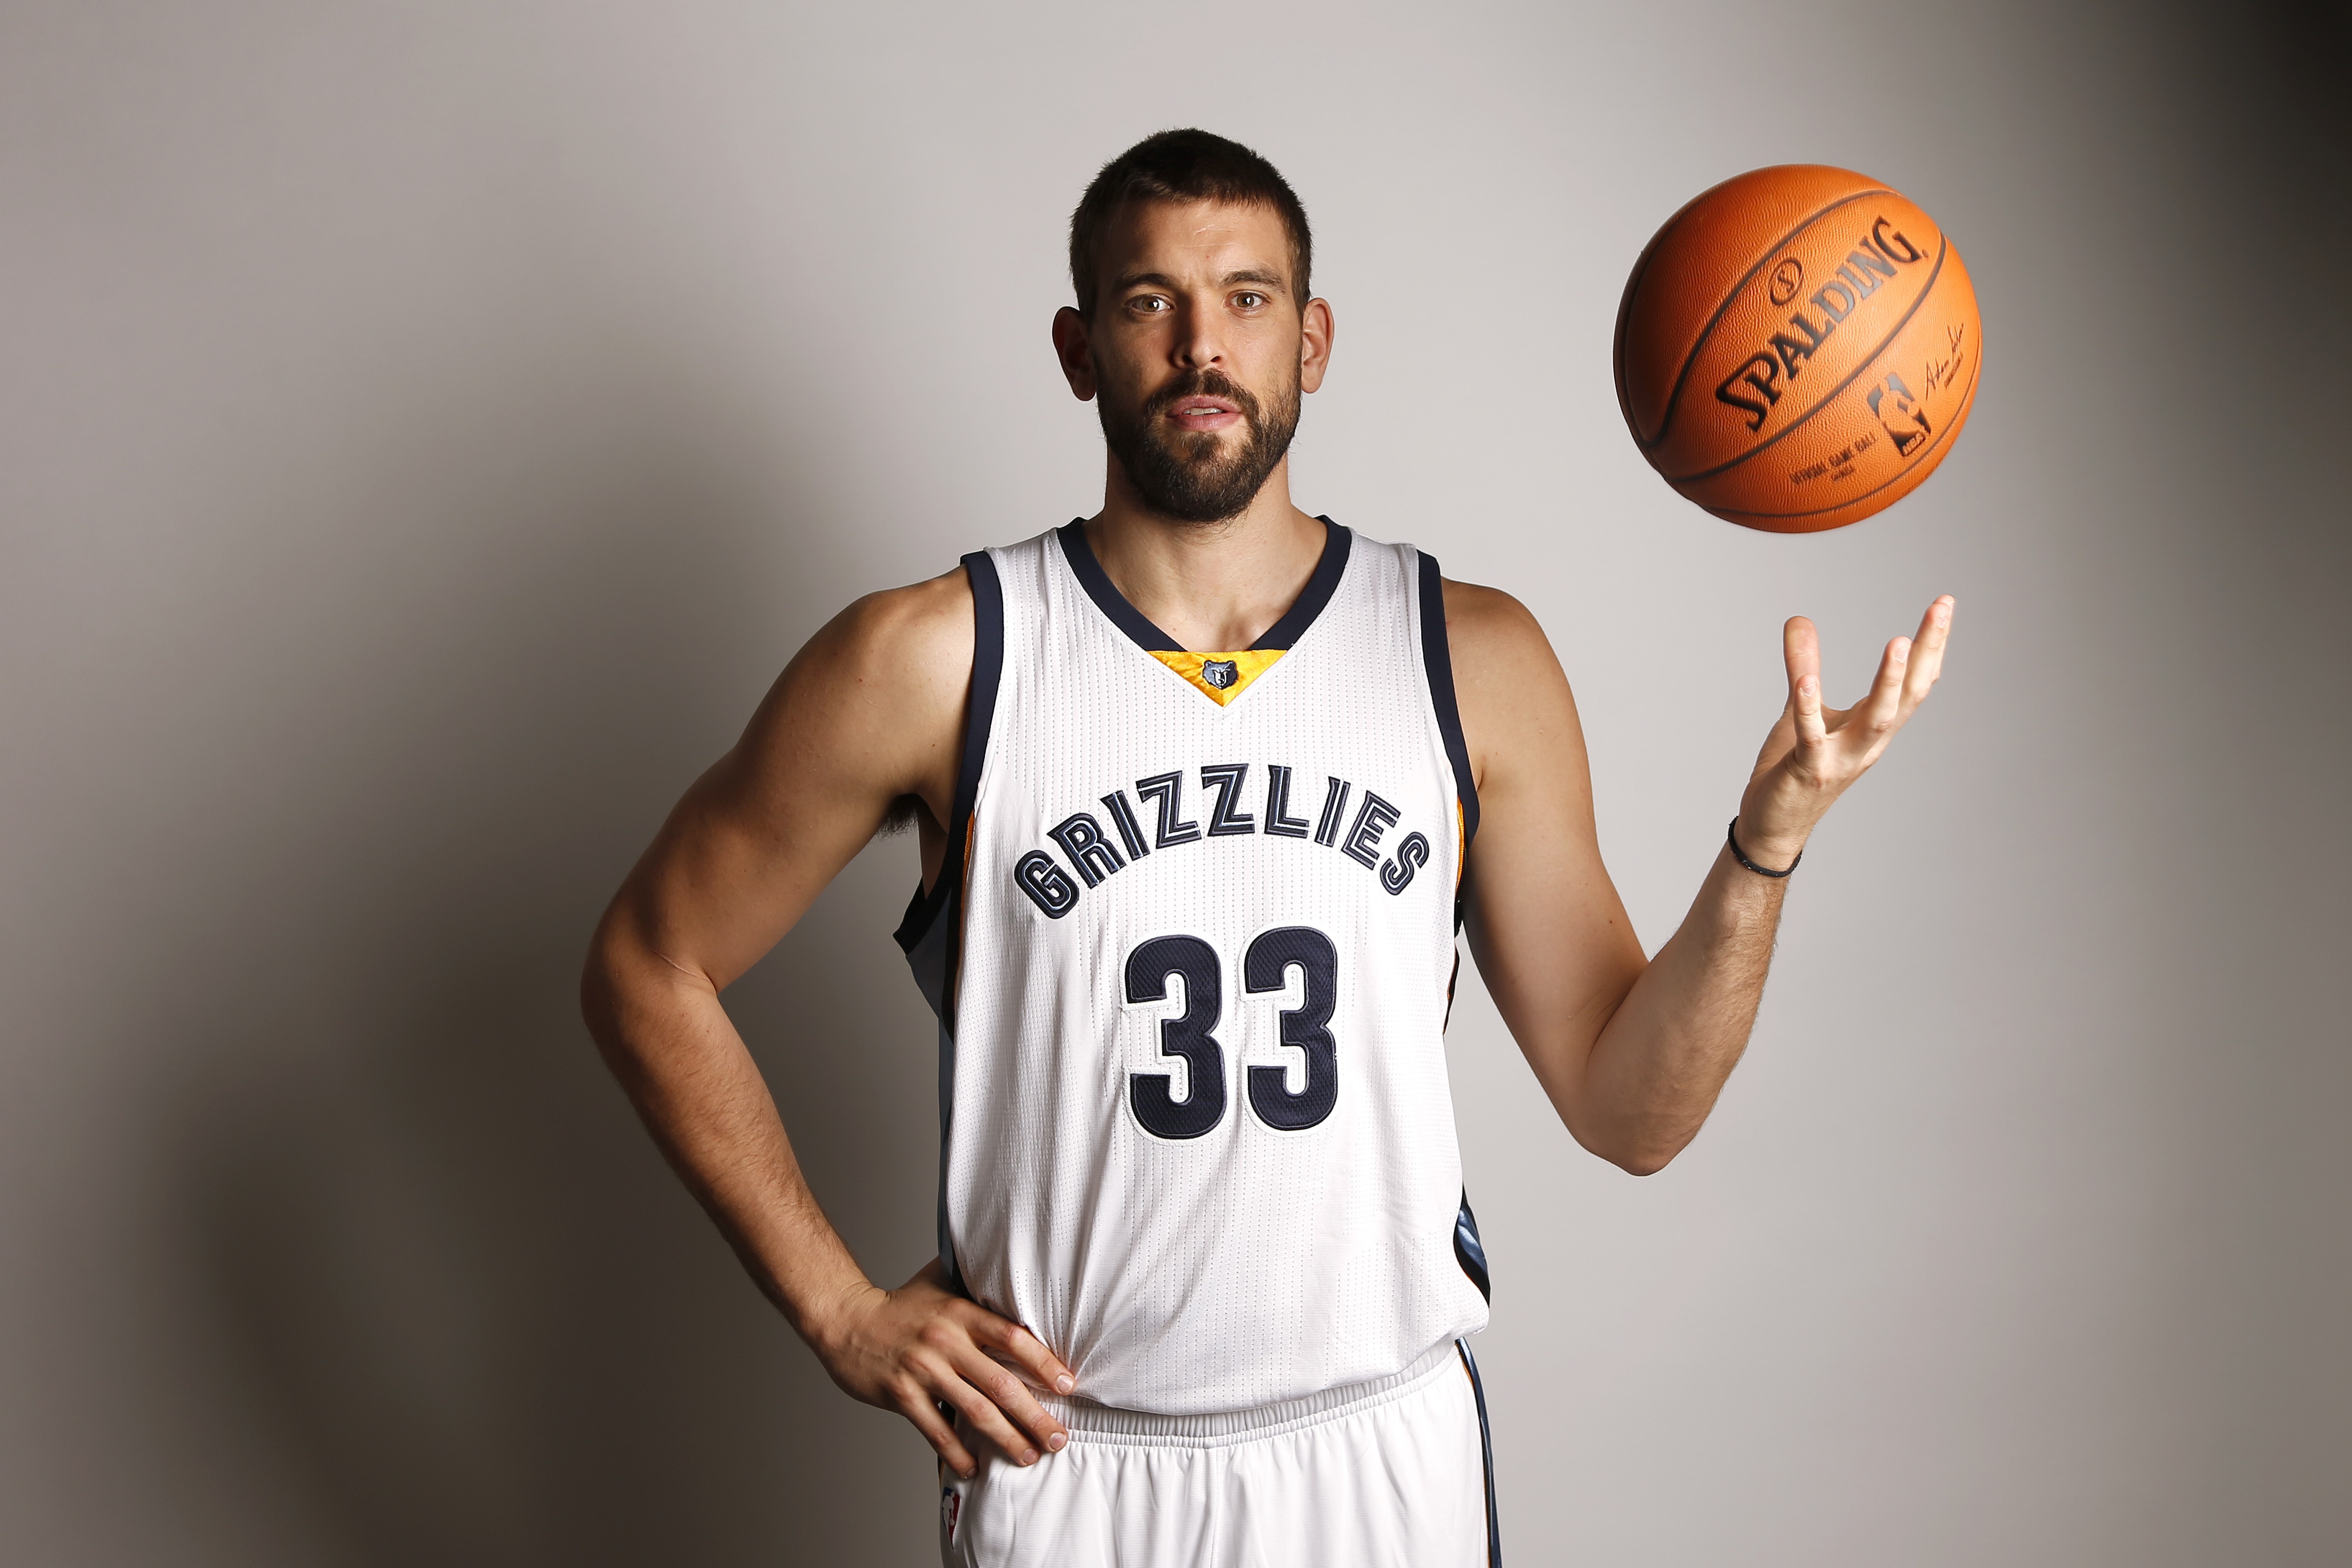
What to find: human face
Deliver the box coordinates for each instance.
[1054,199,1333,523]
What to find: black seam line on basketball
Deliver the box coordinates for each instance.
[1703,346,1979,520]
[1635,188,1894,452]
[1664,236,1949,486]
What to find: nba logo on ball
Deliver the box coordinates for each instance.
[1613,164,1983,532]
[1867,371,1931,455]
[1202,658,1239,690]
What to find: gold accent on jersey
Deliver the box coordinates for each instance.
[1149,648,1287,705]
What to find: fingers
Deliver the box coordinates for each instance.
[897,1307,1071,1477]
[1852,633,1911,740]
[1901,595,1954,710]
[956,1309,1071,1455]
[1784,617,1828,756]
[931,1357,1047,1469]
[899,1389,977,1478]
[951,1343,1068,1458]
[1781,615,1821,696]
[1856,594,1956,740]
[896,1353,1028,1479]
[987,1315,1076,1398]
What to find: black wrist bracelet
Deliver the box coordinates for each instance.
[1727,818,1801,877]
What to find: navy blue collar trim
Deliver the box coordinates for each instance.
[1254,518,1351,651]
[1056,516,1352,654]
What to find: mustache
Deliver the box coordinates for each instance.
[1143,369,1262,425]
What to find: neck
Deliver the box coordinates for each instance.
[1085,456,1325,652]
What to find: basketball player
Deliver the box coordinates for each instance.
[581,129,1952,1567]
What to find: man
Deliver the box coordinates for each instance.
[581,129,1951,1567]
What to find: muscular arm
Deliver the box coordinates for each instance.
[580,568,1072,1477]
[1446,581,1950,1175]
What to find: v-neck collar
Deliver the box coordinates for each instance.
[1055,516,1352,654]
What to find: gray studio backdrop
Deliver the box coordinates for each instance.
[3,2,2344,1563]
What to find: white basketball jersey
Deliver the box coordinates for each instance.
[897,519,1491,1416]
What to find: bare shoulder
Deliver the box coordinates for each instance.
[1440,577,1572,704]
[1440,578,1556,674]
[1438,578,1581,788]
[734,565,977,810]
[812,566,976,692]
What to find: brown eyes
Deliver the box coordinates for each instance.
[1122,291,1271,314]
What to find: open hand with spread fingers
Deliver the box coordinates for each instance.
[1732,595,1955,872]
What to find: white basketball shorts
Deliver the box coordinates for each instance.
[937,1339,1500,1567]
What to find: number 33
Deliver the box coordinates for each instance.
[1123,926,1338,1138]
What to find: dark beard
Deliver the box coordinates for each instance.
[1098,367,1302,524]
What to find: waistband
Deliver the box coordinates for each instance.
[1039,1341,1465,1450]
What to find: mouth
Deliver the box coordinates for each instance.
[1161,394,1243,433]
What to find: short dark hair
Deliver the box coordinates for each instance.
[1068,129,1313,318]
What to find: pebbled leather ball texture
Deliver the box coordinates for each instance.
[1615,164,1981,533]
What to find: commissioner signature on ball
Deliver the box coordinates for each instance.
[1923,321,1969,397]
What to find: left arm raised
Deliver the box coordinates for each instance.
[1447,582,1952,1175]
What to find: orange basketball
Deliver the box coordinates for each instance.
[1613,165,1981,532]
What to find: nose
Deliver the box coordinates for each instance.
[1174,299,1225,372]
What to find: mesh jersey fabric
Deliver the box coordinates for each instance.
[900,520,1489,1416]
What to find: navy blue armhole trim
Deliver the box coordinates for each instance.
[1458,1340,1503,1567]
[1056,516,1350,653]
[1416,550,1481,852]
[892,551,1004,980]
[892,552,1001,1297]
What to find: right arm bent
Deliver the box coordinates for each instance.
[579,568,1073,1476]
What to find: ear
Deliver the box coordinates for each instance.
[1052,307,1098,402]
[1298,297,1334,394]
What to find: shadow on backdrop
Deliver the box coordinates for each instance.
[151,446,946,1564]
